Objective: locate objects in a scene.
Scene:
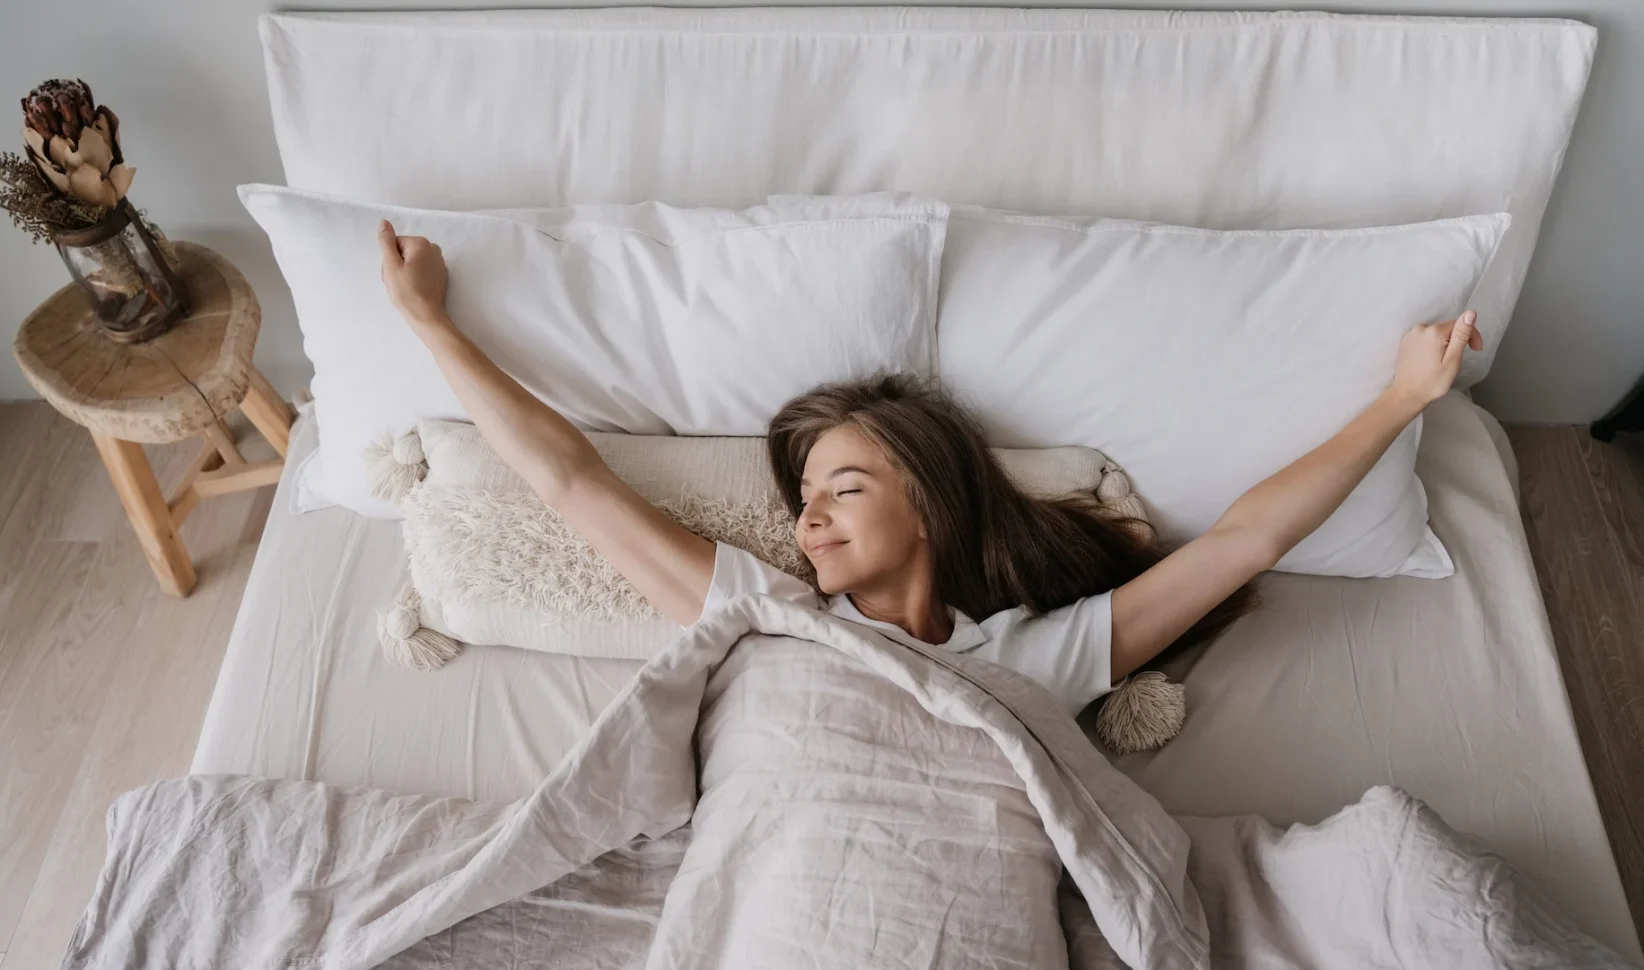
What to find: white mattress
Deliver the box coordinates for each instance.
[192,391,1641,961]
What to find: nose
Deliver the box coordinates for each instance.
[799,497,830,529]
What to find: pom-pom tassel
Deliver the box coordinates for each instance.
[1096,671,1186,754]
[377,582,463,671]
[365,427,427,504]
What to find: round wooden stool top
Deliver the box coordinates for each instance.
[13,241,261,445]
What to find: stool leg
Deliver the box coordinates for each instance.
[203,419,244,466]
[240,367,295,459]
[90,432,197,597]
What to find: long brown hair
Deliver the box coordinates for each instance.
[767,374,1257,668]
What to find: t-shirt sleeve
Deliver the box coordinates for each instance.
[975,592,1114,716]
[700,541,820,619]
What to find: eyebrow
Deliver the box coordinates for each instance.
[800,465,873,486]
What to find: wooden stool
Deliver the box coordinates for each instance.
[13,241,293,596]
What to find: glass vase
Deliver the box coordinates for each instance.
[52,198,187,343]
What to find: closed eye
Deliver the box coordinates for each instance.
[799,488,861,509]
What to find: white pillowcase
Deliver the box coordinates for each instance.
[239,184,949,516]
[937,207,1510,578]
[377,420,1147,664]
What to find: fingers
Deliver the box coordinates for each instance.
[379,221,446,262]
[377,220,402,267]
[1441,310,1478,367]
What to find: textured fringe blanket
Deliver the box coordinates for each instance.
[62,595,1632,969]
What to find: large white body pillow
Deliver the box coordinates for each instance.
[239,185,950,517]
[937,208,1510,578]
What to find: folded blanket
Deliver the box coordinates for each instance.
[61,596,1632,970]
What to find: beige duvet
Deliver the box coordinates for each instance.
[66,595,1630,969]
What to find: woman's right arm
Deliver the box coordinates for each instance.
[378,221,717,626]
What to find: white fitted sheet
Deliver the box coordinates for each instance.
[191,391,1640,960]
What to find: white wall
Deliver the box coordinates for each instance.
[1,0,1639,424]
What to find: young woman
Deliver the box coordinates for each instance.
[377,221,1482,715]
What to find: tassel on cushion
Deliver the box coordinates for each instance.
[1095,466,1133,505]
[1095,671,1186,754]
[1094,465,1152,537]
[365,427,428,505]
[378,581,463,671]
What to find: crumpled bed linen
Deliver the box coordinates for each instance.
[66,595,1631,969]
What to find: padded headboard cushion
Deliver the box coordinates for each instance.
[261,7,1594,387]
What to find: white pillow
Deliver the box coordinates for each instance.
[239,184,949,516]
[372,420,1149,665]
[936,207,1510,578]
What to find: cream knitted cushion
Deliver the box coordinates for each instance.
[370,418,1150,661]
[368,421,1180,751]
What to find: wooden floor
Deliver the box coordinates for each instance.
[0,403,273,970]
[1508,423,1644,937]
[0,401,1640,964]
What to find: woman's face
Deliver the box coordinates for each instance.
[796,425,926,595]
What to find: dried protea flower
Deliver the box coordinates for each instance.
[21,78,134,208]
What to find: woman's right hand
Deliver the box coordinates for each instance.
[378,213,717,627]
[378,220,449,327]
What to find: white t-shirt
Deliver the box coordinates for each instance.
[701,542,1114,715]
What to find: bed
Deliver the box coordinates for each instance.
[180,6,1638,964]
[192,390,1639,959]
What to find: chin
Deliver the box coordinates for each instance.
[810,562,855,597]
[813,570,846,596]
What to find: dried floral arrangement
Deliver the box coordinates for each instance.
[3,78,133,242]
[0,149,108,243]
[4,78,184,340]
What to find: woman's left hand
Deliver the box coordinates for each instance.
[1388,310,1483,410]
[379,220,450,328]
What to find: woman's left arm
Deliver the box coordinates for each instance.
[1109,311,1483,680]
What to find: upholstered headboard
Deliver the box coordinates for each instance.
[260,8,1594,387]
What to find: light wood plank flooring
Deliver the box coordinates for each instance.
[0,401,1640,965]
[0,403,273,970]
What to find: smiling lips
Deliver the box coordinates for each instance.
[807,539,848,558]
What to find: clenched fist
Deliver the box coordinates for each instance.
[378,220,449,327]
[1388,310,1483,410]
